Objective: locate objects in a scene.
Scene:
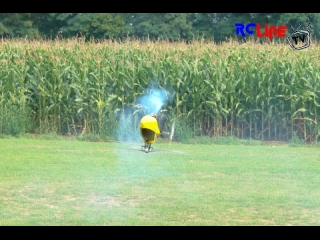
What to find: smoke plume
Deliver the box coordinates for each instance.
[115,82,173,143]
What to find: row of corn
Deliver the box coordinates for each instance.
[0,38,320,142]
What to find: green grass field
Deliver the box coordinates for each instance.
[1,137,320,226]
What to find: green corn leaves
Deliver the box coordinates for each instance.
[0,38,320,142]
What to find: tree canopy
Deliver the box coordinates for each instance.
[0,13,319,42]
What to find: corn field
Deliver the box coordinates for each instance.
[1,37,320,142]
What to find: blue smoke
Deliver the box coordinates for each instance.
[136,87,168,115]
[115,108,141,142]
[115,81,173,143]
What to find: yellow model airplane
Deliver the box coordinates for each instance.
[135,105,174,153]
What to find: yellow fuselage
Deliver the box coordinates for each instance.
[139,115,160,144]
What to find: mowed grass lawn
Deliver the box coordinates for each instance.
[1,137,320,226]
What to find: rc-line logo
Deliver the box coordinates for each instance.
[235,22,312,50]
[286,23,312,50]
[235,23,288,40]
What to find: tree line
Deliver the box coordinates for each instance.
[1,13,319,42]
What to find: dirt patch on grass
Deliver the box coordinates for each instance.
[87,196,122,207]
[85,195,155,208]
[264,141,289,147]
[63,195,78,202]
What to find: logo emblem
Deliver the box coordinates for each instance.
[287,23,312,50]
